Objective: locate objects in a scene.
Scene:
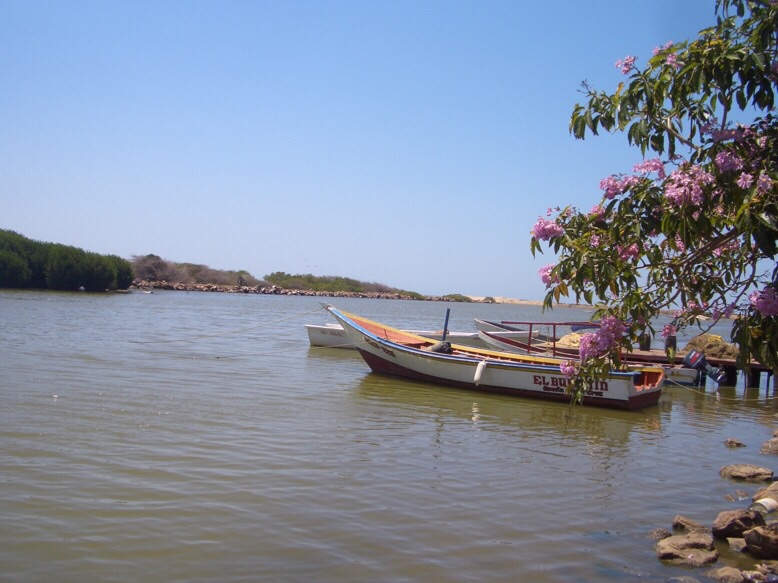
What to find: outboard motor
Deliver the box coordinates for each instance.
[682,349,728,384]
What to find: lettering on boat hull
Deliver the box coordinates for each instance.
[533,374,608,397]
[365,337,396,359]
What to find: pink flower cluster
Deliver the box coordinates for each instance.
[531,218,564,241]
[749,286,778,317]
[661,324,677,338]
[538,264,559,287]
[652,41,674,56]
[559,360,577,378]
[616,243,640,261]
[758,174,773,194]
[589,204,605,219]
[714,151,744,172]
[664,164,714,206]
[578,316,626,361]
[633,158,666,179]
[600,174,639,199]
[615,55,637,75]
[702,121,749,143]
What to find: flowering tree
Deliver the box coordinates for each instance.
[530,0,777,398]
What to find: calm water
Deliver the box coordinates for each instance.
[2,290,777,582]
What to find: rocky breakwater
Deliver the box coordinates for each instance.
[130,280,461,302]
[651,430,778,582]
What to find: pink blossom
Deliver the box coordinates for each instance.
[685,300,708,312]
[665,53,681,69]
[673,236,686,253]
[661,324,677,338]
[737,173,754,189]
[616,243,639,260]
[589,234,601,248]
[559,360,577,378]
[664,165,714,206]
[538,264,559,287]
[703,121,749,143]
[589,204,605,219]
[714,151,743,172]
[652,41,674,56]
[633,158,666,178]
[578,317,625,361]
[757,174,773,194]
[531,218,564,240]
[615,55,637,75]
[713,239,740,257]
[599,316,626,340]
[600,174,639,199]
[578,332,609,361]
[750,287,778,317]
[712,304,735,320]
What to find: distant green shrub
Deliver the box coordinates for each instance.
[264,271,426,296]
[0,229,134,291]
[443,294,473,302]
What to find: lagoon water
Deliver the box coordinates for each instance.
[1,289,777,582]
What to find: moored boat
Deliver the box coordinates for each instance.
[478,322,700,386]
[326,305,665,410]
[306,322,489,349]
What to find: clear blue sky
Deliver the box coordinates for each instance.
[2,0,717,299]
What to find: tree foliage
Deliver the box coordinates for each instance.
[264,271,398,294]
[531,0,778,394]
[131,254,265,287]
[0,230,134,291]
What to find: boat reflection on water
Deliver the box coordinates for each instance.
[352,372,663,452]
[662,381,778,430]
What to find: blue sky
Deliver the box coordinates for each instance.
[2,0,717,299]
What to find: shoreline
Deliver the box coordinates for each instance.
[129,281,597,309]
[466,295,597,310]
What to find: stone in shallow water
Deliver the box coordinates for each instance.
[655,532,719,567]
[745,525,778,559]
[712,509,765,539]
[720,463,774,482]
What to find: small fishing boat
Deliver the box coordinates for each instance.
[477,322,700,386]
[326,305,665,410]
[306,322,488,349]
[473,318,539,341]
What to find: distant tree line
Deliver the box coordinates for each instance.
[263,271,431,299]
[131,254,266,287]
[0,229,134,291]
[0,232,471,300]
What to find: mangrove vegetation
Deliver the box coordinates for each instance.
[0,229,133,292]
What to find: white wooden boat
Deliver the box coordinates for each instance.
[306,323,354,348]
[326,305,665,410]
[478,325,700,387]
[473,318,539,341]
[306,323,488,349]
